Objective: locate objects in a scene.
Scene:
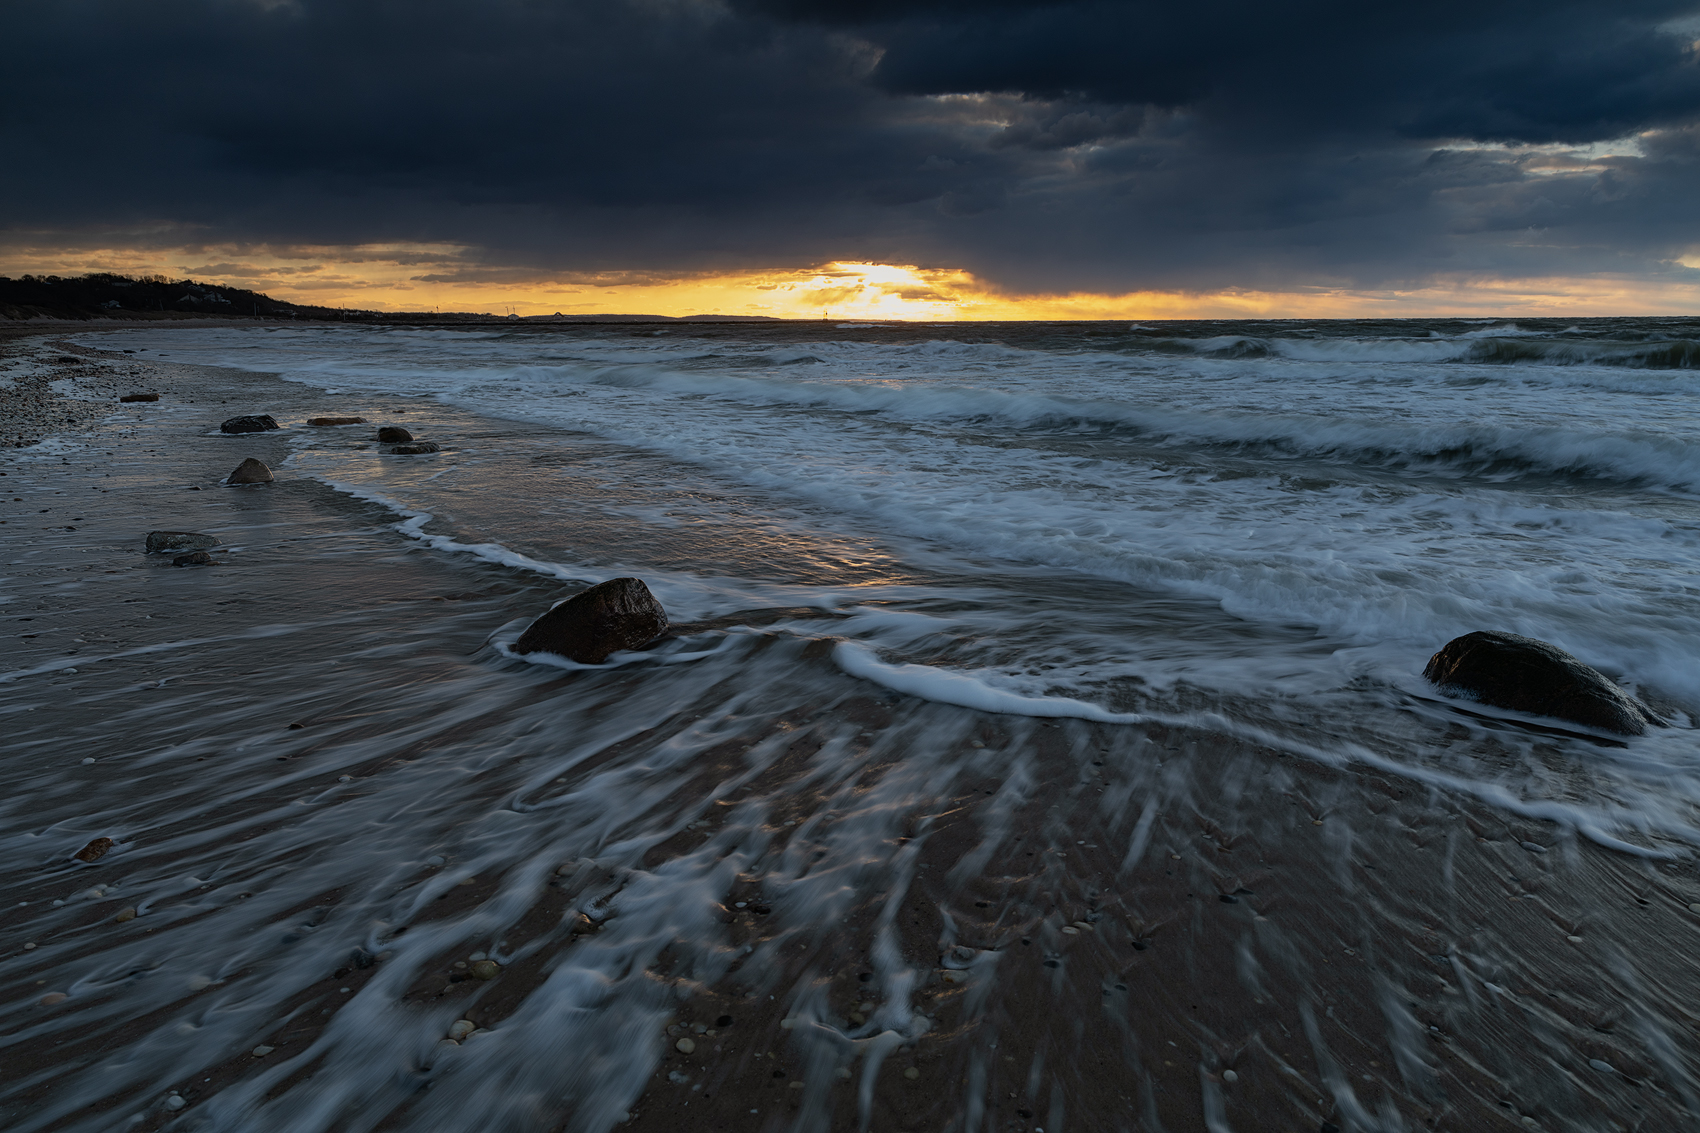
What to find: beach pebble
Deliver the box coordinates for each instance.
[942,970,967,984]
[146,530,217,554]
[22,942,36,950]
[1423,630,1661,736]
[119,393,159,403]
[113,907,137,923]
[1060,926,1079,935]
[1222,1069,1238,1083]
[220,414,279,434]
[225,457,274,485]
[81,757,95,765]
[903,1067,920,1080]
[780,1018,797,1029]
[448,1020,476,1041]
[376,426,413,443]
[513,577,670,665]
[307,416,365,426]
[40,992,67,1006]
[74,837,114,863]
[836,1067,852,1080]
[849,1012,865,1024]
[1071,921,1094,930]
[469,960,500,980]
[1688,903,1700,914]
[427,856,446,867]
[252,1045,275,1056]
[173,551,215,567]
[1588,1058,1615,1073]
[1567,935,1584,943]
[468,951,487,962]
[788,1080,804,1089]
[1520,841,1547,854]
[165,1095,185,1110]
[675,1037,696,1054]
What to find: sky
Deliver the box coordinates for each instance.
[4,0,1700,319]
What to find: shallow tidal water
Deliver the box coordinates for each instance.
[2,325,1699,1132]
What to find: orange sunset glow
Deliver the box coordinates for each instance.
[8,240,1700,320]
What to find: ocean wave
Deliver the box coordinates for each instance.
[1146,333,1700,369]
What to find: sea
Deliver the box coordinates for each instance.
[7,315,1697,1131]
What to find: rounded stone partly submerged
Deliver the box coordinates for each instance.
[514,578,669,664]
[1422,630,1662,736]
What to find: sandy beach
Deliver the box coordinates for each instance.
[3,326,1698,1133]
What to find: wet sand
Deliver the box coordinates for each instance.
[2,331,1698,1133]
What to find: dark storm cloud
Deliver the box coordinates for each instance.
[3,0,1699,292]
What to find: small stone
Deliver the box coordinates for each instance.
[389,442,441,455]
[788,1080,804,1089]
[173,551,215,567]
[146,531,217,554]
[113,907,137,923]
[81,758,95,765]
[74,837,114,863]
[849,1012,865,1024]
[469,960,500,980]
[1071,921,1093,930]
[1521,841,1547,854]
[780,1018,797,1029]
[220,414,280,434]
[252,1045,275,1056]
[468,951,487,962]
[1312,819,1324,826]
[1688,903,1700,914]
[514,577,669,664]
[1222,1069,1238,1083]
[22,942,36,950]
[119,393,159,403]
[835,1067,852,1080]
[675,1037,696,1054]
[308,416,365,426]
[225,457,274,485]
[1060,926,1079,935]
[39,992,67,1006]
[1567,935,1584,943]
[1588,1058,1615,1073]
[942,970,967,984]
[448,1020,476,1040]
[165,1095,185,1110]
[903,1067,920,1080]
[377,426,413,443]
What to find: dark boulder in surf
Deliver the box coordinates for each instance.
[173,551,215,567]
[376,425,413,443]
[389,441,440,454]
[514,577,669,664]
[119,393,159,403]
[225,457,274,484]
[1422,631,1662,736]
[146,531,217,554]
[220,414,279,434]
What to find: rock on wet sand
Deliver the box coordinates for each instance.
[376,426,413,443]
[119,393,159,403]
[308,416,365,426]
[174,551,215,567]
[389,442,440,454]
[146,531,218,554]
[225,457,274,485]
[1423,630,1662,736]
[220,414,280,434]
[514,577,670,664]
